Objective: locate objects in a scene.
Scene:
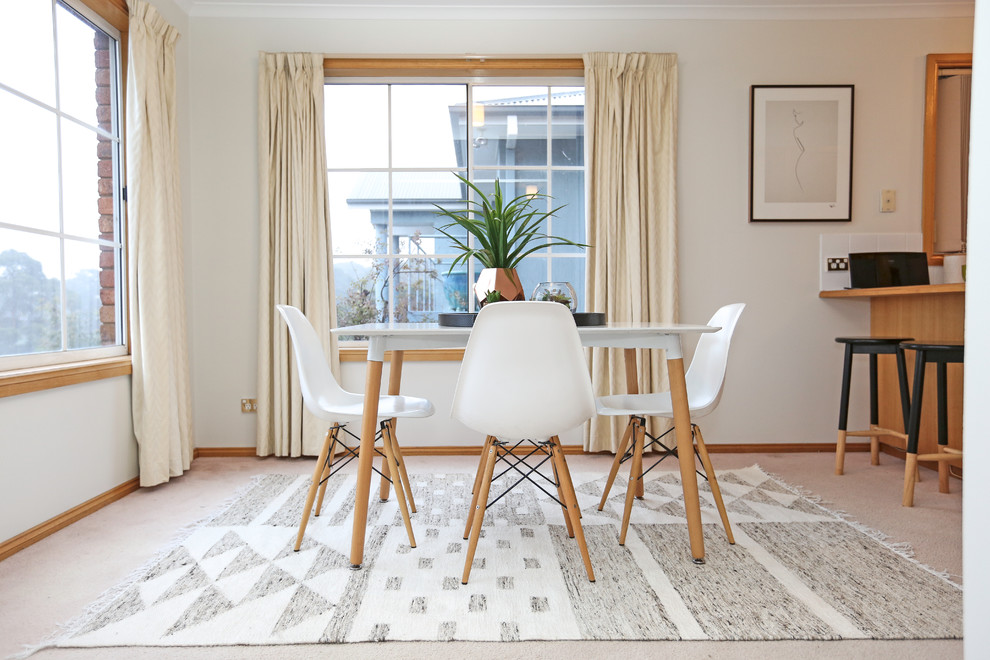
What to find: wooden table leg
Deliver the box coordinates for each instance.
[667,356,706,563]
[350,357,384,568]
[623,348,645,498]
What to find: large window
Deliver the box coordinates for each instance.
[325,66,585,330]
[0,0,125,370]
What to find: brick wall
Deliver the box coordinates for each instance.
[95,31,116,345]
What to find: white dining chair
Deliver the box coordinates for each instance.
[276,304,435,552]
[595,303,745,546]
[452,301,597,584]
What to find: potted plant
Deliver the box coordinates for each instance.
[434,174,589,306]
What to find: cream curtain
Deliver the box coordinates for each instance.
[126,0,194,486]
[583,52,679,452]
[256,53,338,457]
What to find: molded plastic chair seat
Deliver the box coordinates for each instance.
[452,301,597,585]
[833,336,912,475]
[899,340,964,507]
[276,304,434,554]
[595,303,745,550]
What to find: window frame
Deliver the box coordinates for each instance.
[0,0,130,397]
[324,58,586,360]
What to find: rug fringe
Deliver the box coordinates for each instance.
[12,473,288,659]
[750,463,962,589]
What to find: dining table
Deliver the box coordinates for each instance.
[332,319,719,568]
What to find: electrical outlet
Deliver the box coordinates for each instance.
[240,398,257,413]
[827,257,849,272]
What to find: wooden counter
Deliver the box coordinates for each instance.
[820,283,965,459]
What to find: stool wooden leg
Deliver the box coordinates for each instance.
[598,418,634,510]
[693,425,734,545]
[870,433,880,466]
[463,441,498,585]
[939,447,951,494]
[619,421,645,545]
[903,453,919,507]
[835,430,847,476]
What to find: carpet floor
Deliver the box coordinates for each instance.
[0,452,963,659]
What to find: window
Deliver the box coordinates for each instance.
[0,0,126,371]
[325,60,585,333]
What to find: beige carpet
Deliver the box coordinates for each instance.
[0,451,963,659]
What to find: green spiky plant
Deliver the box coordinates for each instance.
[434,174,589,278]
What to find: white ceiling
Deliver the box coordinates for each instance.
[171,0,975,20]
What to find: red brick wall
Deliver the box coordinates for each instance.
[95,31,116,345]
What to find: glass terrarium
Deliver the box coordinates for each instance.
[531,281,577,312]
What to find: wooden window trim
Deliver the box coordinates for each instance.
[0,356,132,398]
[324,57,584,78]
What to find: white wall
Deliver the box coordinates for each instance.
[0,0,191,541]
[186,15,972,449]
[964,0,989,651]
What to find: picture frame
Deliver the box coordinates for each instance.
[749,85,854,222]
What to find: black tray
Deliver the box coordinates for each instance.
[438,311,606,327]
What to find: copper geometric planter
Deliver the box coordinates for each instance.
[474,268,525,306]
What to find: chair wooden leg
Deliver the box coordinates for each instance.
[295,428,334,551]
[692,425,734,544]
[382,424,416,547]
[314,427,340,516]
[464,436,495,540]
[389,421,417,513]
[378,435,392,503]
[550,436,595,582]
[463,441,499,584]
[903,453,919,507]
[551,452,575,538]
[835,429,847,475]
[598,418,634,510]
[619,421,645,545]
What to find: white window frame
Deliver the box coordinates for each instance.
[0,0,127,373]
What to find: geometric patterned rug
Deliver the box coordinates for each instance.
[26,466,962,654]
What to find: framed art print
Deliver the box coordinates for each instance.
[749,85,854,222]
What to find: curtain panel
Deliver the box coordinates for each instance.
[256,52,338,457]
[126,0,194,486]
[583,52,680,452]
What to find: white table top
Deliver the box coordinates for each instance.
[333,321,718,361]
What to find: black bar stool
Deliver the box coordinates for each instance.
[899,340,964,507]
[834,337,912,475]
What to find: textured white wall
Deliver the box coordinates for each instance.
[185,15,972,448]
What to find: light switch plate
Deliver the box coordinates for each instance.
[880,189,896,213]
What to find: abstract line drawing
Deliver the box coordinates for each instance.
[792,108,806,192]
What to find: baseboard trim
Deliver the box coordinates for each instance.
[194,442,873,458]
[0,477,140,562]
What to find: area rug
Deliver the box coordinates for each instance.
[29,466,962,652]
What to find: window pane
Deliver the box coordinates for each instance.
[551,86,584,166]
[391,84,465,169]
[0,1,56,106]
[0,89,60,232]
[473,170,550,256]
[56,3,104,128]
[63,239,102,349]
[472,86,548,168]
[61,119,104,239]
[326,85,388,169]
[514,256,548,302]
[551,169,586,253]
[548,257,587,312]
[334,257,386,330]
[0,230,62,356]
[393,170,466,253]
[329,171,385,255]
